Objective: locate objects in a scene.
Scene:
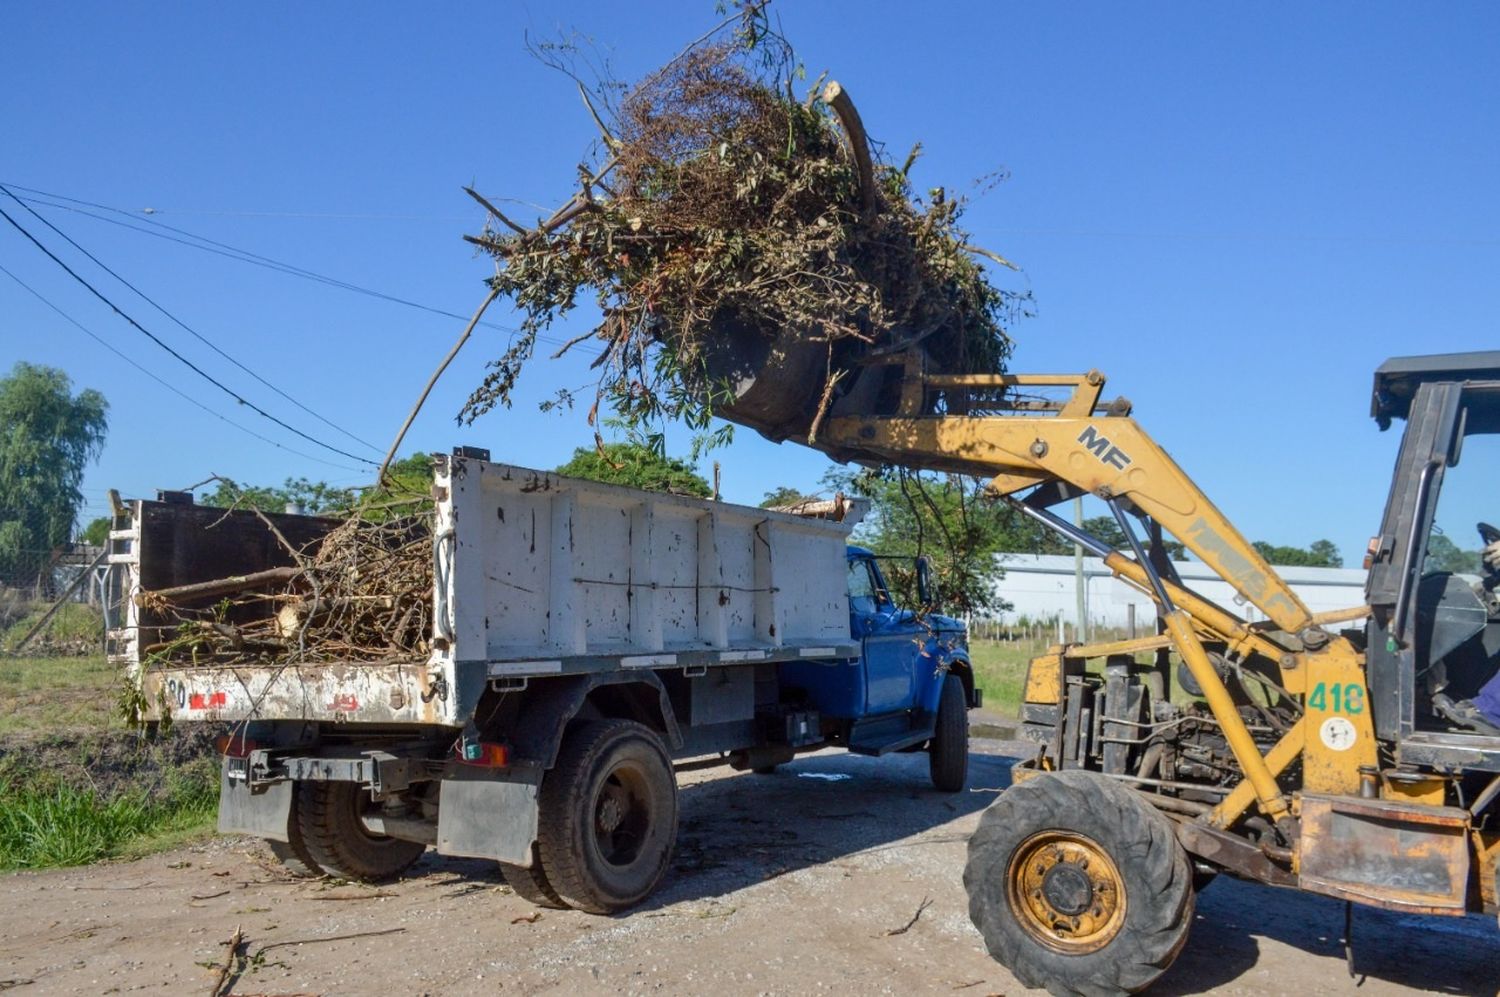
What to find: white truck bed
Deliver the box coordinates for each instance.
[111,452,860,728]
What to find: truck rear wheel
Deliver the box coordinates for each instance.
[964,770,1194,996]
[266,789,323,878]
[537,719,678,914]
[499,843,569,909]
[295,781,425,883]
[929,673,969,792]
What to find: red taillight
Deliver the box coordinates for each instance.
[459,741,510,767]
[215,734,258,758]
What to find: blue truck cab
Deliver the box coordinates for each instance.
[777,545,979,791]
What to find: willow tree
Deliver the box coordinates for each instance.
[0,362,108,588]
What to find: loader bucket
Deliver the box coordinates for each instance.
[693,311,832,442]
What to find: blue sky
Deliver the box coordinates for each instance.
[3,3,1498,565]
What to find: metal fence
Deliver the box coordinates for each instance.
[0,503,109,604]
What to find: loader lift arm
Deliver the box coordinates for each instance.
[817,356,1378,824]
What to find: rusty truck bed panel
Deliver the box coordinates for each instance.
[138,660,452,726]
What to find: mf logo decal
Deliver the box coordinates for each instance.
[1077,425,1133,470]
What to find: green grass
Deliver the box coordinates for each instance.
[0,778,217,870]
[1,602,104,654]
[0,654,119,736]
[0,652,222,870]
[968,639,1038,721]
[967,637,1209,724]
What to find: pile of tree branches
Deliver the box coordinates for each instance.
[138,511,433,666]
[461,2,1018,445]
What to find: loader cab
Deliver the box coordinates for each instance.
[1366,352,1500,771]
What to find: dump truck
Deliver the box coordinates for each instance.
[763,349,1500,994]
[106,451,976,912]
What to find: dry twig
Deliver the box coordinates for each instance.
[884,896,933,936]
[209,924,243,997]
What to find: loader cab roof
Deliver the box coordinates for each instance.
[1371,351,1500,429]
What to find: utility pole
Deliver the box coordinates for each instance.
[1073,496,1086,643]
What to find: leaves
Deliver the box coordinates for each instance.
[556,442,711,497]
[461,24,1019,450]
[0,362,108,587]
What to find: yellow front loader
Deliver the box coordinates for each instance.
[804,350,1500,994]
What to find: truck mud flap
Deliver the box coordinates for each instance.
[436,770,539,866]
[217,758,293,842]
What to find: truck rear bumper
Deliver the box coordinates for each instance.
[219,750,541,866]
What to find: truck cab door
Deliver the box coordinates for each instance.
[848,555,924,714]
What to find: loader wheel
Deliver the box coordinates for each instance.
[929,673,969,792]
[537,720,678,914]
[499,843,569,909]
[295,781,425,883]
[964,770,1195,996]
[266,787,324,878]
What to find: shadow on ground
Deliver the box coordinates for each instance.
[642,744,1014,911]
[1156,866,1499,996]
[387,742,1497,995]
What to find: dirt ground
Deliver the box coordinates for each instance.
[1,738,1496,997]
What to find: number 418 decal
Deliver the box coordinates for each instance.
[1308,681,1364,714]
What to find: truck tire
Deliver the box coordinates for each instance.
[295,781,425,883]
[266,788,324,878]
[537,719,678,914]
[964,770,1194,996]
[499,843,569,909]
[929,673,969,792]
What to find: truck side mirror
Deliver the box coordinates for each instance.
[915,556,935,610]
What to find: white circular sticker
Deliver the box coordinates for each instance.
[1320,717,1357,752]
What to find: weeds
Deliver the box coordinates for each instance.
[1,601,103,655]
[0,777,216,870]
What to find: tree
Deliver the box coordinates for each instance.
[759,485,813,509]
[556,443,710,496]
[1425,533,1481,574]
[81,516,111,546]
[199,454,433,518]
[1080,515,1187,561]
[0,363,108,588]
[829,466,1027,616]
[1250,539,1342,568]
[1308,539,1342,568]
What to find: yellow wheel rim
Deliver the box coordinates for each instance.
[1006,830,1127,954]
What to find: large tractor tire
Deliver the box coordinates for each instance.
[964,770,1195,996]
[536,719,678,914]
[266,788,324,878]
[295,781,426,883]
[499,843,569,909]
[929,672,970,792]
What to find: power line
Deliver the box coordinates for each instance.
[0,202,378,467]
[0,183,380,454]
[0,261,368,473]
[0,179,573,346]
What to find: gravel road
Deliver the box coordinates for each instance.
[1,739,1495,996]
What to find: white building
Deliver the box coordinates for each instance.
[990,553,1368,634]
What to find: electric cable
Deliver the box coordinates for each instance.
[0,261,367,473]
[0,183,380,453]
[2,182,593,355]
[0,202,378,467]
